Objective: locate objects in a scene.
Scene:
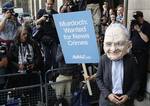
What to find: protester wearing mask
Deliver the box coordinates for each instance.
[96,23,140,106]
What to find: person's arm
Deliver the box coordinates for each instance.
[0,11,12,31]
[126,56,140,99]
[96,56,111,99]
[134,25,149,42]
[35,16,46,25]
[59,5,67,13]
[138,31,149,42]
[83,73,96,80]
[0,17,7,31]
[35,9,47,25]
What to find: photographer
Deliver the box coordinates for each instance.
[0,1,19,49]
[8,25,42,73]
[0,42,8,89]
[35,0,59,72]
[7,26,43,87]
[59,0,78,13]
[130,11,150,101]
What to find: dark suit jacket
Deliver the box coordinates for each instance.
[96,54,140,104]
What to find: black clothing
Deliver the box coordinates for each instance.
[87,0,99,4]
[130,20,150,51]
[8,40,43,73]
[7,39,43,88]
[96,54,140,106]
[36,8,59,71]
[130,20,150,98]
[56,45,80,76]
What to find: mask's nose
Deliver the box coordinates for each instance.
[110,43,117,52]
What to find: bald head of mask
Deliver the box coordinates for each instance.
[103,23,132,60]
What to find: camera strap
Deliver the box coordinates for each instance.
[19,44,27,64]
[19,43,32,64]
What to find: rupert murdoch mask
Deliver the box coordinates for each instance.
[103,23,132,60]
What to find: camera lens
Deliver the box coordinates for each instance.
[133,15,138,19]
[43,14,48,18]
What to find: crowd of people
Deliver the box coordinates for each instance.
[0,0,150,106]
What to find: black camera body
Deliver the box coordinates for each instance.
[133,14,139,20]
[131,19,139,26]
[26,54,33,64]
[43,14,53,22]
[101,16,108,26]
[130,19,141,32]
[12,13,18,17]
[24,54,33,72]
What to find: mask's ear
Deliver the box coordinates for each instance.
[128,41,132,49]
[127,41,132,52]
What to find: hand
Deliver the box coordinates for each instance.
[83,73,96,81]
[41,16,47,21]
[26,64,34,70]
[117,95,129,105]
[108,93,120,104]
[83,74,90,80]
[18,64,25,70]
[134,25,141,32]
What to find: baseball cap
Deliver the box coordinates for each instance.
[133,11,143,19]
[2,1,14,10]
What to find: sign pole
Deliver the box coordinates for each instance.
[82,63,92,96]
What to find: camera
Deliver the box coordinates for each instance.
[43,14,52,22]
[131,19,139,26]
[101,16,108,25]
[26,54,33,64]
[133,14,138,20]
[24,54,33,72]
[130,19,140,32]
[12,13,18,17]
